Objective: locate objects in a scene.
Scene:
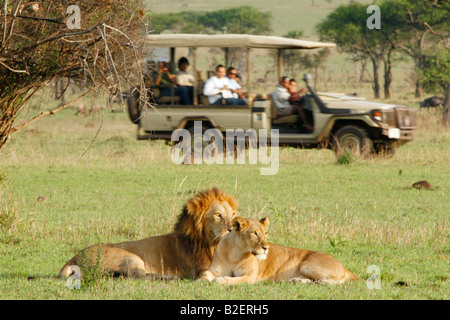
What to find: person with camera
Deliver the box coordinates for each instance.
[154,59,192,105]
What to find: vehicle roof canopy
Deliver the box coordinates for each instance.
[145,34,336,49]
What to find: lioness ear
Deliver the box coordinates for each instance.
[259,217,269,228]
[232,217,248,232]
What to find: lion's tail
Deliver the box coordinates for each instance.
[58,257,79,279]
[344,268,361,282]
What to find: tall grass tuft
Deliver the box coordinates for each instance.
[75,244,111,289]
[336,151,353,165]
[0,180,21,244]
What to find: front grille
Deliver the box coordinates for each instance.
[395,108,417,129]
[382,108,417,129]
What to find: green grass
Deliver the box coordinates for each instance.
[0,88,448,299]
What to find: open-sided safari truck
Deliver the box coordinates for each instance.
[127,34,417,157]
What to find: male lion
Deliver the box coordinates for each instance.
[59,188,237,279]
[201,217,360,285]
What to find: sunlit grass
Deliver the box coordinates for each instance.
[0,89,448,299]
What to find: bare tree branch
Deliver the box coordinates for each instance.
[9,87,94,134]
[7,14,64,24]
[423,22,450,49]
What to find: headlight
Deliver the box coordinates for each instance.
[371,110,382,122]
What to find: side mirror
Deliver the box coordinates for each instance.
[301,73,329,114]
[302,73,313,86]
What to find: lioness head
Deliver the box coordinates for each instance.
[176,188,237,245]
[232,217,270,260]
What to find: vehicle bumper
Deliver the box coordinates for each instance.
[381,127,416,140]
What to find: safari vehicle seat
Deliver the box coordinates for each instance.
[197,80,211,106]
[151,86,180,105]
[268,94,299,125]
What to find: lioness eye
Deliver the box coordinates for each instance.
[215,213,221,218]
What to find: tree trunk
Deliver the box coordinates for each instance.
[414,55,422,98]
[314,65,319,90]
[384,72,392,99]
[371,58,381,99]
[359,58,368,83]
[444,84,450,124]
[383,50,393,99]
[414,79,422,99]
[414,31,429,99]
[55,78,67,104]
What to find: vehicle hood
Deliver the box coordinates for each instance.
[318,93,405,112]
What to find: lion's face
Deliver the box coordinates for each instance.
[204,200,237,242]
[232,217,270,260]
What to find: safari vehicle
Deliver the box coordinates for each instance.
[127,34,417,157]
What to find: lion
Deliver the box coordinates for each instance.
[201,217,360,285]
[59,188,237,279]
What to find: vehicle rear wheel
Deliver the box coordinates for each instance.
[127,89,140,124]
[331,125,373,158]
[186,125,223,162]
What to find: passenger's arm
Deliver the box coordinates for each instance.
[155,72,162,86]
[203,79,221,96]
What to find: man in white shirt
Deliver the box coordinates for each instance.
[271,76,313,132]
[203,65,246,105]
[271,76,293,116]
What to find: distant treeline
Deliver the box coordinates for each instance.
[150,6,272,35]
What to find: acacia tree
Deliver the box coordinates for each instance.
[0,0,148,151]
[316,3,388,98]
[316,0,450,99]
[390,0,449,98]
[271,30,330,88]
[421,0,450,124]
[277,30,305,77]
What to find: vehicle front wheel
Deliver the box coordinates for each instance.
[331,125,373,158]
[373,142,396,158]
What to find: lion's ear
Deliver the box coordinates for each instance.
[259,217,269,228]
[232,217,248,232]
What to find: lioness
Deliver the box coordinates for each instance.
[201,217,360,285]
[59,188,237,279]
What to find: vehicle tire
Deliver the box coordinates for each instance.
[185,125,220,162]
[373,142,396,158]
[331,125,373,158]
[127,89,140,124]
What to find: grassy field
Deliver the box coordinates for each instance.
[0,86,448,299]
[0,0,448,300]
